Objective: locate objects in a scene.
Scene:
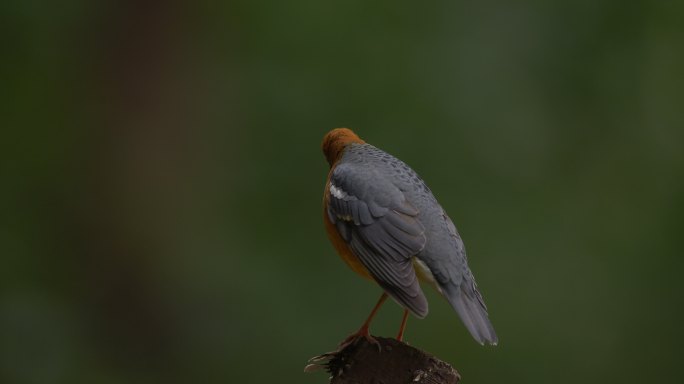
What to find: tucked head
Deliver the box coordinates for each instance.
[321,128,365,166]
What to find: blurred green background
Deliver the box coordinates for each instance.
[2,0,683,383]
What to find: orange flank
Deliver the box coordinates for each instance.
[323,168,372,280]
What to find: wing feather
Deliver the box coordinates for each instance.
[327,163,428,317]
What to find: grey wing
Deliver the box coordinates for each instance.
[327,162,429,317]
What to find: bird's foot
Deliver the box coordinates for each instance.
[338,326,381,352]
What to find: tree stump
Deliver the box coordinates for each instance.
[305,336,460,384]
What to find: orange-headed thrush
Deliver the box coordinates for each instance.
[322,128,497,346]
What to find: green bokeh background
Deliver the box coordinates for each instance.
[2,1,683,383]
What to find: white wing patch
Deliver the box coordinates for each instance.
[329,182,357,222]
[329,182,356,201]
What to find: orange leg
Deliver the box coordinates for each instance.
[396,309,409,341]
[339,292,388,348]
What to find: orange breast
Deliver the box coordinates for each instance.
[323,169,373,280]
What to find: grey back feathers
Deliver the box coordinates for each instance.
[327,143,497,345]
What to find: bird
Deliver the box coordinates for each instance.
[321,128,497,346]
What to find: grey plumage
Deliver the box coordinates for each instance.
[326,143,498,345]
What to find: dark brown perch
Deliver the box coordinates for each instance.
[306,336,460,384]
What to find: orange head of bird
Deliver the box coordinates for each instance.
[321,128,365,167]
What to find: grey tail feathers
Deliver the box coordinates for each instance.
[443,280,498,345]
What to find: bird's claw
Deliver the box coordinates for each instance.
[338,331,382,352]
